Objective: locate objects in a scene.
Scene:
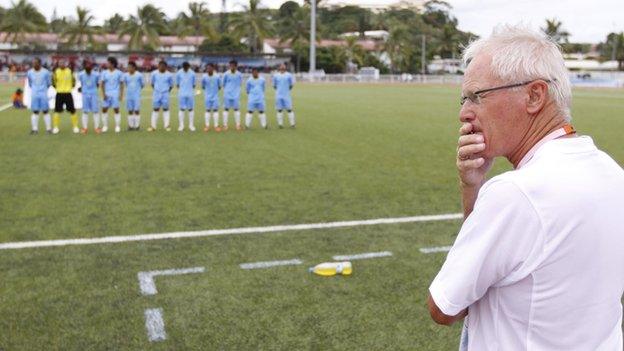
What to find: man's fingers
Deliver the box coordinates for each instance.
[458,133,484,147]
[459,123,472,135]
[457,157,485,170]
[457,143,486,159]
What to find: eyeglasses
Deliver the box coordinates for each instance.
[460,79,554,106]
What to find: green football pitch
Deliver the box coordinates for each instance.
[1,82,623,350]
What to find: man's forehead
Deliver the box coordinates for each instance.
[462,55,494,90]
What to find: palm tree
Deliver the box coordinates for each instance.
[61,7,99,50]
[279,6,316,71]
[436,24,459,58]
[541,18,569,44]
[118,4,168,51]
[176,2,217,44]
[344,36,365,67]
[104,14,125,34]
[383,22,412,73]
[0,0,46,44]
[229,0,273,53]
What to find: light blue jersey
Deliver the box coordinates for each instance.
[201,73,221,110]
[151,71,174,94]
[101,69,123,96]
[27,68,51,96]
[78,71,100,95]
[124,72,144,98]
[272,72,294,98]
[78,71,100,113]
[176,69,196,97]
[176,69,196,110]
[272,72,294,110]
[222,70,242,100]
[27,68,51,112]
[151,70,174,110]
[246,76,266,112]
[124,72,144,112]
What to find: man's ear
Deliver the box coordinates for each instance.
[526,80,549,115]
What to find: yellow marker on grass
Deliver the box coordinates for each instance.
[309,262,352,276]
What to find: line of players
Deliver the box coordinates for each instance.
[27,57,296,134]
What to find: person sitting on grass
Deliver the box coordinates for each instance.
[12,88,25,109]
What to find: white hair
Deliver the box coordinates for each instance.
[462,24,572,121]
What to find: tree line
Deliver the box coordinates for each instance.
[0,0,622,72]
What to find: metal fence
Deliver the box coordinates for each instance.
[3,71,624,88]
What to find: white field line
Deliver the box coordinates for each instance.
[332,251,393,261]
[419,246,452,254]
[138,267,205,296]
[240,259,303,270]
[0,213,463,250]
[144,308,167,342]
[0,102,13,112]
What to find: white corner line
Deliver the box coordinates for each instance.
[144,308,167,342]
[240,259,303,270]
[0,103,13,112]
[419,246,452,254]
[332,251,393,261]
[0,213,463,250]
[138,266,205,296]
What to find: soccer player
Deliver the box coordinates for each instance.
[201,63,221,132]
[245,67,267,129]
[124,61,144,131]
[101,57,124,133]
[26,58,52,134]
[52,59,78,134]
[175,61,196,132]
[222,60,243,131]
[272,63,296,128]
[78,60,101,134]
[149,61,174,132]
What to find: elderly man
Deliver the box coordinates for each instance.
[428,25,624,350]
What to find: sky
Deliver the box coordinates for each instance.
[6,0,624,43]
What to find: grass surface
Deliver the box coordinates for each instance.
[1,82,623,350]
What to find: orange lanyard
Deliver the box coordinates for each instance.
[517,124,576,169]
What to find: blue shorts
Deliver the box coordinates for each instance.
[126,96,140,112]
[31,93,49,112]
[205,98,219,111]
[102,95,120,109]
[82,94,99,113]
[275,96,292,111]
[224,98,240,110]
[179,95,194,110]
[247,101,265,112]
[153,92,170,110]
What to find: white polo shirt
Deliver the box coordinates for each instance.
[430,136,624,350]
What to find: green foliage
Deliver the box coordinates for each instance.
[541,18,570,44]
[118,4,169,51]
[198,35,247,53]
[103,14,126,34]
[598,32,624,70]
[0,0,47,44]
[61,7,100,50]
[228,0,273,53]
[175,2,217,41]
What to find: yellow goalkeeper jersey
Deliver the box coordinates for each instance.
[53,68,75,93]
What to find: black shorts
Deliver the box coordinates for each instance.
[54,93,75,113]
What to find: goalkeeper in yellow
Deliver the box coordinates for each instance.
[51,59,78,134]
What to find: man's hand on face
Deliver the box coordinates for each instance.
[456,122,493,188]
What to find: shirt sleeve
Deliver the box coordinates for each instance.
[429,178,544,316]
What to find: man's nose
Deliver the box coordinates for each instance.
[459,104,476,123]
